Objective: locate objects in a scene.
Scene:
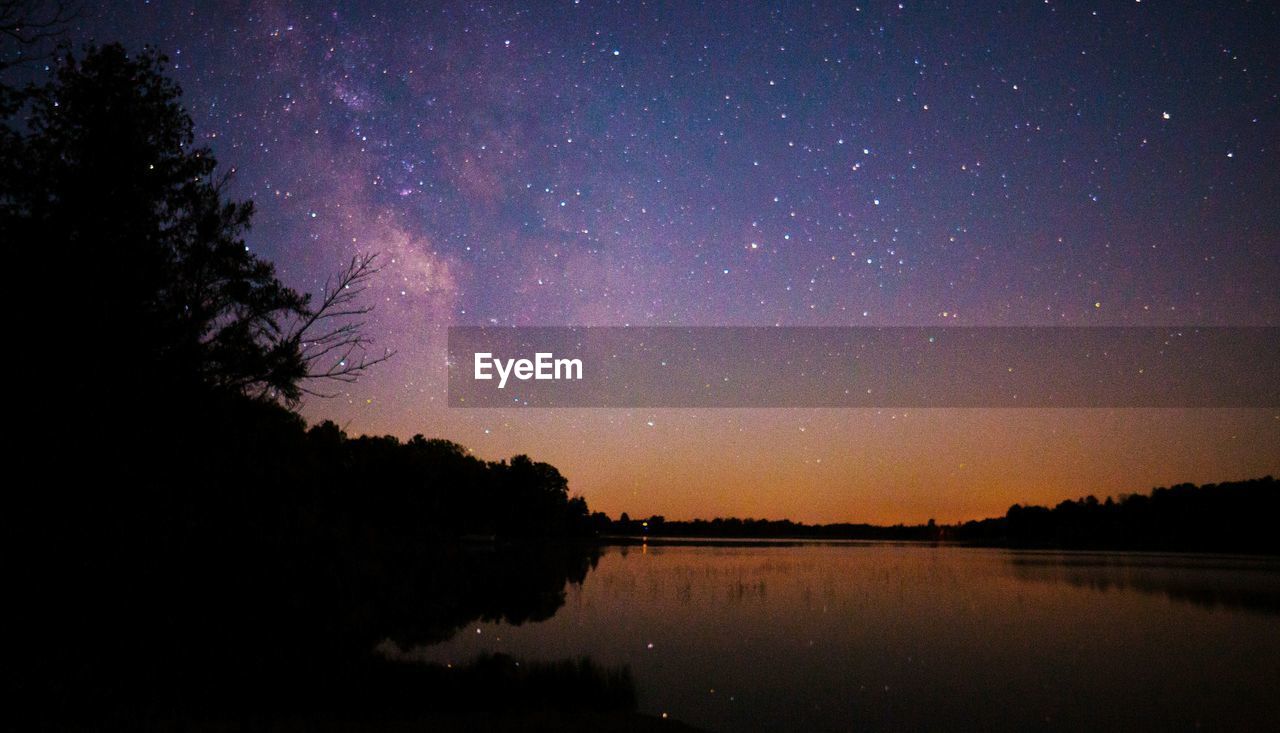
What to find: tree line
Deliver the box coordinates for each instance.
[957,476,1280,554]
[3,40,608,727]
[600,476,1280,554]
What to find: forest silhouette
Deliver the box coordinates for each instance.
[5,35,1278,731]
[604,476,1280,555]
[4,43,648,730]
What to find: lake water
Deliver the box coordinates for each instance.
[394,543,1280,731]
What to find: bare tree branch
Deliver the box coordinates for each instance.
[0,1,79,70]
[287,253,395,394]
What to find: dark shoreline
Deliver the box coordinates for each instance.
[598,535,1280,557]
[594,476,1280,556]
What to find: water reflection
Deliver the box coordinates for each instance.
[412,543,1280,732]
[30,540,641,728]
[1006,551,1280,616]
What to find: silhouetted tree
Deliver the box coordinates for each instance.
[285,253,394,398]
[0,1,76,71]
[4,39,618,732]
[965,477,1280,553]
[3,43,385,411]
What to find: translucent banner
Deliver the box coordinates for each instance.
[447,327,1280,408]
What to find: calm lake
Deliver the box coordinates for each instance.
[393,543,1280,731]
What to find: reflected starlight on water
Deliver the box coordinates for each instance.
[401,543,1280,732]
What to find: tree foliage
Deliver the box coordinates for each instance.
[2,43,385,407]
[4,38,610,730]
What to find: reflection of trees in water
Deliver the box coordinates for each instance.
[375,652,638,715]
[359,542,602,648]
[1006,553,1280,616]
[22,540,637,727]
[241,540,617,710]
[349,543,640,716]
[1,40,648,729]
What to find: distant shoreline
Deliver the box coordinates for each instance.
[599,535,1280,558]
[593,477,1280,556]
[602,535,942,547]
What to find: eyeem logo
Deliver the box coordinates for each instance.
[474,352,584,389]
[451,326,1280,407]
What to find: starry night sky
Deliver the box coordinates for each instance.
[69,1,1280,523]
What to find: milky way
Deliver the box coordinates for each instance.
[65,1,1280,522]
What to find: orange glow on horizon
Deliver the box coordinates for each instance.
[305,397,1280,525]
